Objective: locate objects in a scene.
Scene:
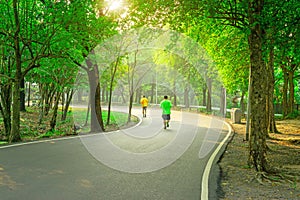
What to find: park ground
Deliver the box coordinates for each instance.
[219,118,300,200]
[1,108,299,199]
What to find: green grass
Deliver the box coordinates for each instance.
[103,111,133,126]
[0,141,8,145]
[72,108,133,125]
[0,107,138,141]
[65,108,138,133]
[38,129,66,138]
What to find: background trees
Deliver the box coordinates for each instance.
[0,0,299,176]
[1,0,69,142]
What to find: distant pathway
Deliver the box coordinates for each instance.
[0,106,232,200]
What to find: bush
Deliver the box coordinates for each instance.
[286,110,300,119]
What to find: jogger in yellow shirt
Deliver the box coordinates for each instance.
[140,95,149,117]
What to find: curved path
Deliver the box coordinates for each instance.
[0,106,232,200]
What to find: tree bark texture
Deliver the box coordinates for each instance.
[86,57,104,133]
[248,0,269,172]
[9,0,22,143]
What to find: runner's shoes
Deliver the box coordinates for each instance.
[164,122,169,129]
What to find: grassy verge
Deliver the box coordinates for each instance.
[0,106,139,142]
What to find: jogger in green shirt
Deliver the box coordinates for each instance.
[160,95,172,129]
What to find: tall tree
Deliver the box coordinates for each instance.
[124,49,152,122]
[1,0,69,142]
[127,0,270,172]
[263,0,300,128]
[65,0,118,132]
[247,0,269,172]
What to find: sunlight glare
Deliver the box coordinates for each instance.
[106,0,123,11]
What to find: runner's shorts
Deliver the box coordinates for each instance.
[162,114,170,120]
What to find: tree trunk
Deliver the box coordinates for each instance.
[0,54,12,138]
[282,67,288,118]
[267,45,278,133]
[50,92,61,131]
[248,0,269,172]
[10,80,21,143]
[220,86,226,117]
[84,97,90,127]
[240,92,245,114]
[61,92,65,114]
[0,84,12,138]
[206,78,212,112]
[9,0,22,143]
[245,68,251,141]
[173,80,177,106]
[27,82,31,107]
[44,86,56,116]
[128,93,134,123]
[184,85,189,108]
[20,77,26,112]
[107,58,119,125]
[95,82,104,130]
[61,89,74,121]
[288,65,295,114]
[38,85,45,125]
[86,55,104,133]
[0,103,11,138]
[44,87,51,116]
[88,76,103,132]
[202,85,207,106]
[151,81,155,104]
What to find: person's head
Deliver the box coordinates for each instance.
[164,95,168,99]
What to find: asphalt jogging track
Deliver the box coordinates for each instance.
[0,107,233,200]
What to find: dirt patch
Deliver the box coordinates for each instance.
[219,119,300,200]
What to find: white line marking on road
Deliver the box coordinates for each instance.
[201,120,232,200]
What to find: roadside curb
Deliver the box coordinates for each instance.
[201,119,234,200]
